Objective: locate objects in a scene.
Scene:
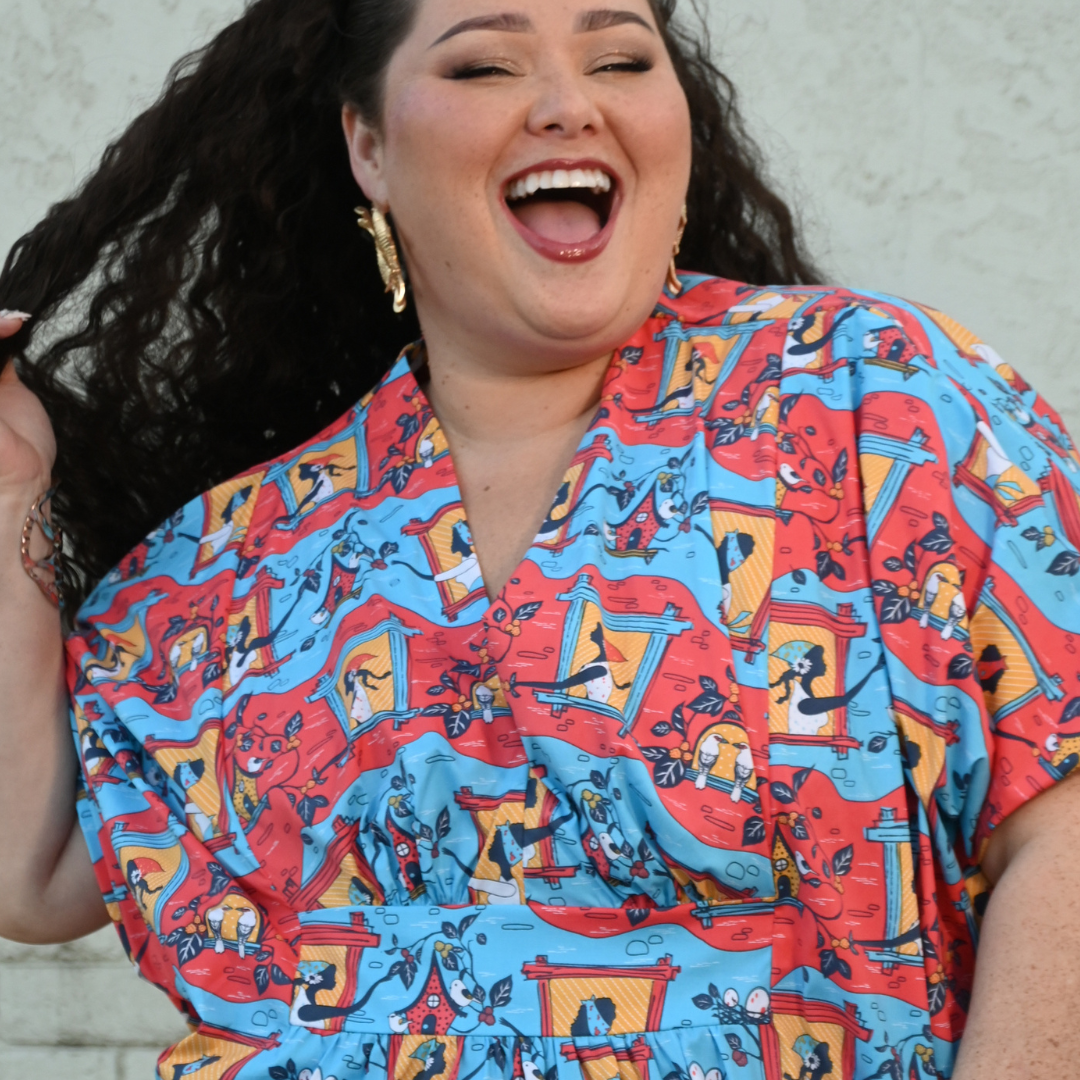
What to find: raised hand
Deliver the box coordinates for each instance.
[0,313,56,492]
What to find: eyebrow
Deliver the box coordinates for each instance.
[576,9,654,33]
[430,9,654,47]
[431,14,533,46]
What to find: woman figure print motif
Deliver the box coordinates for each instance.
[68,277,1080,1080]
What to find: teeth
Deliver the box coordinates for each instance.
[506,167,614,201]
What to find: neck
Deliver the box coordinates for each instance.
[418,324,613,447]
[410,317,622,600]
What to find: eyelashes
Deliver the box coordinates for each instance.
[450,64,515,79]
[592,56,654,74]
[447,55,655,80]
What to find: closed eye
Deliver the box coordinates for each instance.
[590,56,654,74]
[449,63,517,79]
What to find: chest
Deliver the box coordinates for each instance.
[435,411,599,602]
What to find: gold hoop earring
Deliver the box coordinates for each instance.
[667,203,688,296]
[356,205,407,314]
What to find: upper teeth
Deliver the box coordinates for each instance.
[506,168,613,201]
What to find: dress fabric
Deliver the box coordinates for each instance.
[68,275,1080,1080]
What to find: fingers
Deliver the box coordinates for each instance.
[0,311,31,341]
[0,313,31,382]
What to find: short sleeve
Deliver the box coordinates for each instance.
[856,301,1080,878]
[64,468,293,1016]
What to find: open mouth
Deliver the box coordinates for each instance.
[503,162,619,261]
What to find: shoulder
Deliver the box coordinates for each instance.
[666,272,992,379]
[73,370,399,626]
[667,272,988,377]
[821,288,1080,485]
[669,274,1075,463]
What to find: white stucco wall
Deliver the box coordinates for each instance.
[0,1,1077,1076]
[711,0,1080,428]
[1,0,1078,415]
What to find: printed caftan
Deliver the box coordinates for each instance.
[68,275,1080,1080]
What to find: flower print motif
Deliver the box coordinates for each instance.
[71,277,1080,1080]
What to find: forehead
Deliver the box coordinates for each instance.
[410,0,659,37]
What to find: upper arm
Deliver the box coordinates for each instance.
[982,765,1080,885]
[857,298,1080,876]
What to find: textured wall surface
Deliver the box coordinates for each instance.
[0,1,1077,1076]
[710,0,1080,429]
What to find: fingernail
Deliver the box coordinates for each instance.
[0,310,31,320]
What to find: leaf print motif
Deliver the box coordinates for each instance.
[770,781,796,804]
[832,844,854,877]
[653,759,687,788]
[947,654,974,680]
[489,976,513,1008]
[177,933,203,966]
[819,949,851,980]
[742,817,766,845]
[1049,550,1080,576]
[63,276,1080,1079]
[688,676,726,715]
[832,448,848,484]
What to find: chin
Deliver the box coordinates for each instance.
[512,269,661,350]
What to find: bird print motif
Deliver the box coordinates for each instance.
[67,276,1080,1080]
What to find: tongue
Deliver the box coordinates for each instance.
[513,197,602,243]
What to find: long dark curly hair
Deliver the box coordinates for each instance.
[0,0,817,611]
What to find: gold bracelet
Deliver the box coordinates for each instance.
[20,487,64,609]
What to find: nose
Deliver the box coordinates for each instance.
[525,67,604,139]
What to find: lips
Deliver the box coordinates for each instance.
[501,159,622,263]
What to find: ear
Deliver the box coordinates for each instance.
[342,104,389,209]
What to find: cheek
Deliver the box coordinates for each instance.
[616,76,693,189]
[382,85,507,220]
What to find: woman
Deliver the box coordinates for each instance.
[0,2,1076,1078]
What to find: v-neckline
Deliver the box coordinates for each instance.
[389,341,627,617]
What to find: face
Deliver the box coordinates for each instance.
[344,0,692,371]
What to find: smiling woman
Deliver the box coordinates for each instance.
[0,0,813,606]
[1,3,1079,1080]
